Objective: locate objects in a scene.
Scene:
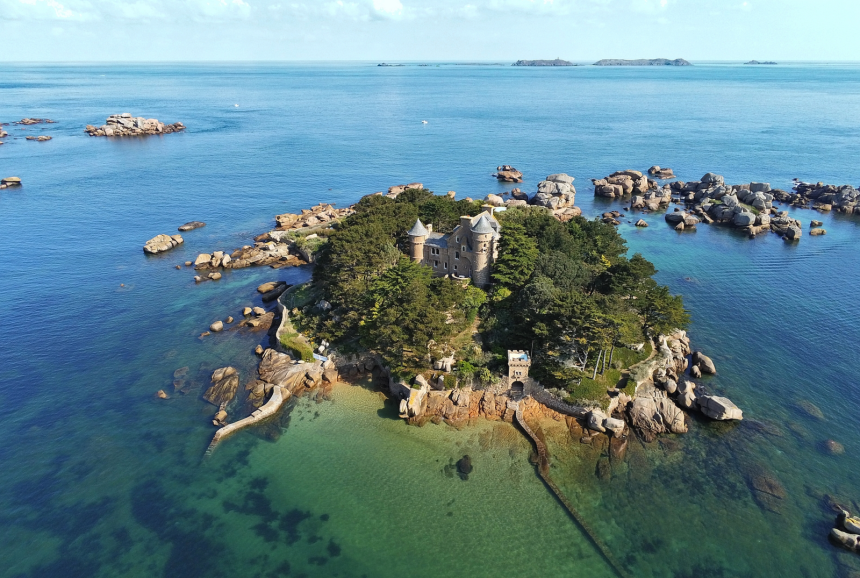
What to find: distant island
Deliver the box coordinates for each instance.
[594,59,692,66]
[377,63,404,67]
[513,59,578,67]
[745,60,777,65]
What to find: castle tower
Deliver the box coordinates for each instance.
[407,218,429,263]
[508,350,531,381]
[471,214,495,286]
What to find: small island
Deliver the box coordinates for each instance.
[513,59,577,67]
[85,113,185,137]
[745,60,777,65]
[594,58,691,66]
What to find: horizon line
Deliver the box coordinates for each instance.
[2,59,860,65]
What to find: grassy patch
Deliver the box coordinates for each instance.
[740,202,760,215]
[280,332,315,362]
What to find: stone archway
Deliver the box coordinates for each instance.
[510,381,525,399]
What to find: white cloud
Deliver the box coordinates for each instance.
[14,0,78,19]
[372,0,402,15]
[630,0,669,14]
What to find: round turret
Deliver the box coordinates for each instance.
[407,218,429,263]
[471,215,495,286]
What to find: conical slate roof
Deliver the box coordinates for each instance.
[407,218,429,237]
[471,215,495,234]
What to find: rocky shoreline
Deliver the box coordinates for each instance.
[188,195,740,454]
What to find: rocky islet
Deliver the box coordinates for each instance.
[85,113,185,137]
[1,177,22,189]
[143,234,183,254]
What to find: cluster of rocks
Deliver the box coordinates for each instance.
[601,210,625,225]
[26,136,52,141]
[668,173,810,239]
[85,114,185,137]
[831,510,860,554]
[593,170,657,198]
[0,128,6,143]
[143,234,183,254]
[624,184,672,212]
[492,165,523,182]
[532,173,577,209]
[16,118,56,125]
[787,180,860,214]
[619,331,742,443]
[1,177,21,189]
[648,165,675,179]
[192,243,305,273]
[392,377,519,426]
[484,173,581,222]
[274,202,353,231]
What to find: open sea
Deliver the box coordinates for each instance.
[1,62,859,578]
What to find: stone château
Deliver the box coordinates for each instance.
[408,209,500,286]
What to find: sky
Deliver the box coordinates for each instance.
[0,0,858,61]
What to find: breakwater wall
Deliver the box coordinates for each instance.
[515,400,632,578]
[206,386,290,454]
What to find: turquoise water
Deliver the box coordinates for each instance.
[1,62,859,577]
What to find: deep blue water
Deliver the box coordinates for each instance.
[1,62,859,578]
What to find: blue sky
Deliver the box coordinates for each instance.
[1,0,858,61]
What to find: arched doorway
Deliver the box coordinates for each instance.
[510,381,525,399]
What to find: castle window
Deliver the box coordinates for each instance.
[454,265,457,271]
[456,236,460,243]
[434,260,439,268]
[444,263,448,269]
[455,251,460,260]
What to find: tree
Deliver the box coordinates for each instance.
[636,282,690,336]
[492,223,539,290]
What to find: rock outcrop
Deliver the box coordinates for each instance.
[628,389,688,441]
[274,202,354,231]
[143,234,183,254]
[204,367,240,406]
[698,395,743,420]
[178,221,205,232]
[1,177,22,189]
[493,165,523,182]
[788,180,860,215]
[193,243,305,271]
[648,165,676,179]
[25,136,52,141]
[592,170,656,199]
[85,114,185,137]
[384,183,424,198]
[258,349,325,393]
[527,173,580,221]
[624,331,742,441]
[16,118,56,125]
